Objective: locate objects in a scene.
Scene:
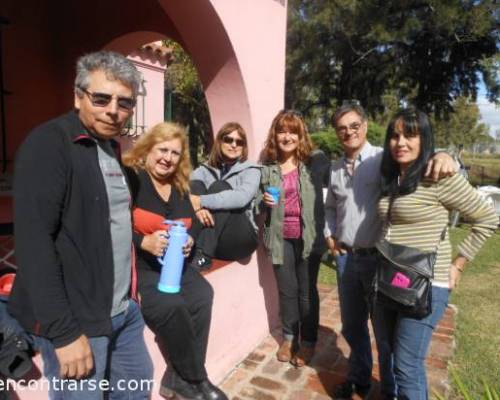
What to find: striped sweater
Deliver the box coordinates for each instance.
[378,173,498,286]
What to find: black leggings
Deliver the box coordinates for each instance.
[191,180,258,260]
[138,265,214,381]
[272,239,321,344]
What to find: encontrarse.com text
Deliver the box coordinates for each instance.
[0,377,155,392]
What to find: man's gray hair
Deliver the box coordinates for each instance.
[332,102,367,128]
[75,51,141,97]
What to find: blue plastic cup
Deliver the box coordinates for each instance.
[266,186,281,206]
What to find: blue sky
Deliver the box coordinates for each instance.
[478,84,499,138]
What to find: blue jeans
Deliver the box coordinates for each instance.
[335,253,377,386]
[32,300,154,400]
[373,286,450,399]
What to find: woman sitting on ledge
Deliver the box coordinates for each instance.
[123,122,228,400]
[189,122,261,270]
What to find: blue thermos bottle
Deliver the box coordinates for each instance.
[157,220,188,293]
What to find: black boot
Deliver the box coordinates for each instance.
[160,369,204,400]
[195,380,228,400]
[190,249,212,271]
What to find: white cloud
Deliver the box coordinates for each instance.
[477,95,500,138]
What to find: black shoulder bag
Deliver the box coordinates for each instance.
[374,194,446,319]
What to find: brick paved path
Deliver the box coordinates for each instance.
[220,284,456,400]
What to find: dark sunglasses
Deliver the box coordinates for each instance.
[222,136,245,147]
[79,87,136,110]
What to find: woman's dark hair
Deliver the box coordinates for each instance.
[207,122,248,167]
[380,109,435,196]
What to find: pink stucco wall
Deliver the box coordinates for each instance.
[209,0,288,156]
[152,0,288,383]
[119,49,169,152]
[157,0,288,158]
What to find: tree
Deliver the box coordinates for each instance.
[163,39,212,166]
[286,0,499,125]
[432,96,490,149]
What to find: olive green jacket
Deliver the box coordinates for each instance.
[257,153,329,265]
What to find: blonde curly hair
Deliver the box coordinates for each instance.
[123,122,192,195]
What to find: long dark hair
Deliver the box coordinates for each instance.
[380,109,435,196]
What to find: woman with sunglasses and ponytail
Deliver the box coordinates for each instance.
[189,122,261,269]
[257,110,330,368]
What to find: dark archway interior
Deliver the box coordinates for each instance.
[1,0,251,169]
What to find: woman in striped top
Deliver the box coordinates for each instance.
[373,109,497,400]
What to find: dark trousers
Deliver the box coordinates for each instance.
[138,265,214,382]
[335,253,377,386]
[191,180,258,260]
[272,239,321,345]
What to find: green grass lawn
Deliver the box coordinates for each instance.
[448,226,500,395]
[318,254,337,286]
[463,155,500,186]
[318,226,500,395]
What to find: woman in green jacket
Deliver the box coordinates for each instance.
[258,110,330,367]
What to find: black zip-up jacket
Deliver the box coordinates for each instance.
[8,111,136,348]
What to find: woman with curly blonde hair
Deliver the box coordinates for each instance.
[123,122,228,400]
[123,122,192,195]
[257,110,330,368]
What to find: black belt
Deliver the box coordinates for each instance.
[342,245,377,256]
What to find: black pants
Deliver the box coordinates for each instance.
[138,265,214,381]
[273,239,321,344]
[191,180,258,260]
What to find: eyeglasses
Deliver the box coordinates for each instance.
[78,87,136,111]
[222,136,245,147]
[336,122,363,135]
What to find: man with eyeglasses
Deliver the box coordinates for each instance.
[324,103,456,400]
[8,51,153,399]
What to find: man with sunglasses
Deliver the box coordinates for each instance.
[9,51,153,399]
[324,103,457,400]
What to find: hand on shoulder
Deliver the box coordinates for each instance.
[424,152,458,181]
